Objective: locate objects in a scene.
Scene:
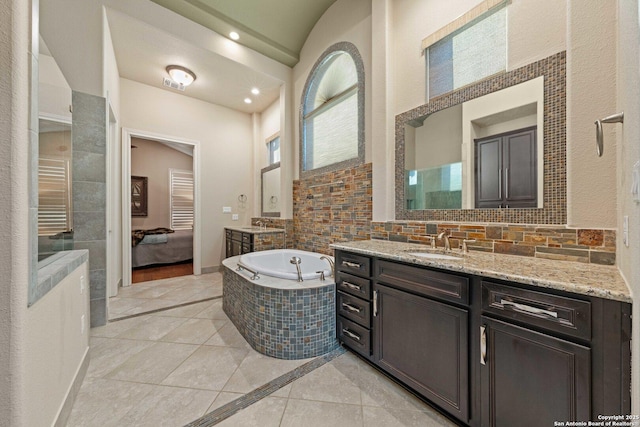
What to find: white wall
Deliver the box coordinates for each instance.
[130,138,193,229]
[0,1,31,423]
[567,0,618,228]
[616,0,640,413]
[38,53,72,120]
[293,0,372,179]
[120,78,254,270]
[25,261,90,427]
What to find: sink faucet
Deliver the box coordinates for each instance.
[438,230,451,251]
[256,220,265,230]
[320,256,335,277]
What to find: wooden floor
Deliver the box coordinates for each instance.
[132,261,193,283]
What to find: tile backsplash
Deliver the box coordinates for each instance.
[371,221,616,265]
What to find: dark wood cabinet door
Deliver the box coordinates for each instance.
[475,127,537,208]
[475,136,503,208]
[374,284,469,423]
[503,129,537,207]
[480,316,590,427]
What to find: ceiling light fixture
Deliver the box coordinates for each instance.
[244,98,252,104]
[251,87,260,95]
[229,31,240,40]
[166,65,196,87]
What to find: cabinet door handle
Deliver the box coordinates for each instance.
[342,261,361,268]
[342,328,361,342]
[343,281,361,291]
[480,325,487,365]
[373,290,378,317]
[505,167,509,199]
[500,299,558,318]
[341,303,362,313]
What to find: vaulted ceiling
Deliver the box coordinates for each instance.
[150,0,338,67]
[105,0,336,113]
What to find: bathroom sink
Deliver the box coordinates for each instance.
[406,252,463,261]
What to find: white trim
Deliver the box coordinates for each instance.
[121,128,202,287]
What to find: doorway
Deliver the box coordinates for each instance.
[121,128,202,289]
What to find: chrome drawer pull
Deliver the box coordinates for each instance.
[342,303,362,313]
[342,261,361,268]
[342,328,361,341]
[480,325,487,365]
[500,299,558,318]
[343,281,362,291]
[373,290,378,317]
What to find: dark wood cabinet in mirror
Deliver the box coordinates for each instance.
[396,52,566,224]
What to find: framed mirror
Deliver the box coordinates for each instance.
[396,52,566,224]
[261,162,281,217]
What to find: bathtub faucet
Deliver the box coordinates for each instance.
[320,256,334,278]
[290,256,303,282]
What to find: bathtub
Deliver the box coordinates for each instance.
[222,250,338,360]
[238,249,332,281]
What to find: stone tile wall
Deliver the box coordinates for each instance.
[251,218,294,249]
[371,222,616,265]
[293,163,373,255]
[72,91,107,327]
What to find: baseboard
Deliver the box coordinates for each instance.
[54,347,90,427]
[201,265,221,274]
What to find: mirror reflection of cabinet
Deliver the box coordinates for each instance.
[475,127,537,209]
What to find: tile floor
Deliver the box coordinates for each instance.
[69,274,458,426]
[109,272,223,320]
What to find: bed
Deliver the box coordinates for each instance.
[132,229,193,268]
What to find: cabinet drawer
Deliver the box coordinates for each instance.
[338,316,370,357]
[241,233,251,242]
[482,281,591,341]
[225,229,232,238]
[336,272,371,300]
[241,243,252,253]
[337,291,370,328]
[336,252,371,277]
[376,260,469,305]
[231,230,242,241]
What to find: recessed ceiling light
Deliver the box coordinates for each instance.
[230,31,240,40]
[244,98,252,104]
[166,65,196,87]
[251,87,260,95]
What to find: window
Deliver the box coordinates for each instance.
[170,169,194,230]
[267,133,280,165]
[301,42,364,174]
[426,3,506,99]
[38,157,71,235]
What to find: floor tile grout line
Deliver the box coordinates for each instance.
[109,296,223,323]
[183,346,347,427]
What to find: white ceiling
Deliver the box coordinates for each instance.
[105,7,284,114]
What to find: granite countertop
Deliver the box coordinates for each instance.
[330,240,632,303]
[225,225,284,235]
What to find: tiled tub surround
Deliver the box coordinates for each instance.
[222,256,339,359]
[331,239,631,303]
[372,221,616,265]
[293,163,373,256]
[396,51,566,224]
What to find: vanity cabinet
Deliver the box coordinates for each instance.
[475,127,537,209]
[225,229,253,258]
[334,249,632,427]
[336,251,373,360]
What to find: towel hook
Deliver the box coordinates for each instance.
[595,112,624,157]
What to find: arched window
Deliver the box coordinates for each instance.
[300,42,364,175]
